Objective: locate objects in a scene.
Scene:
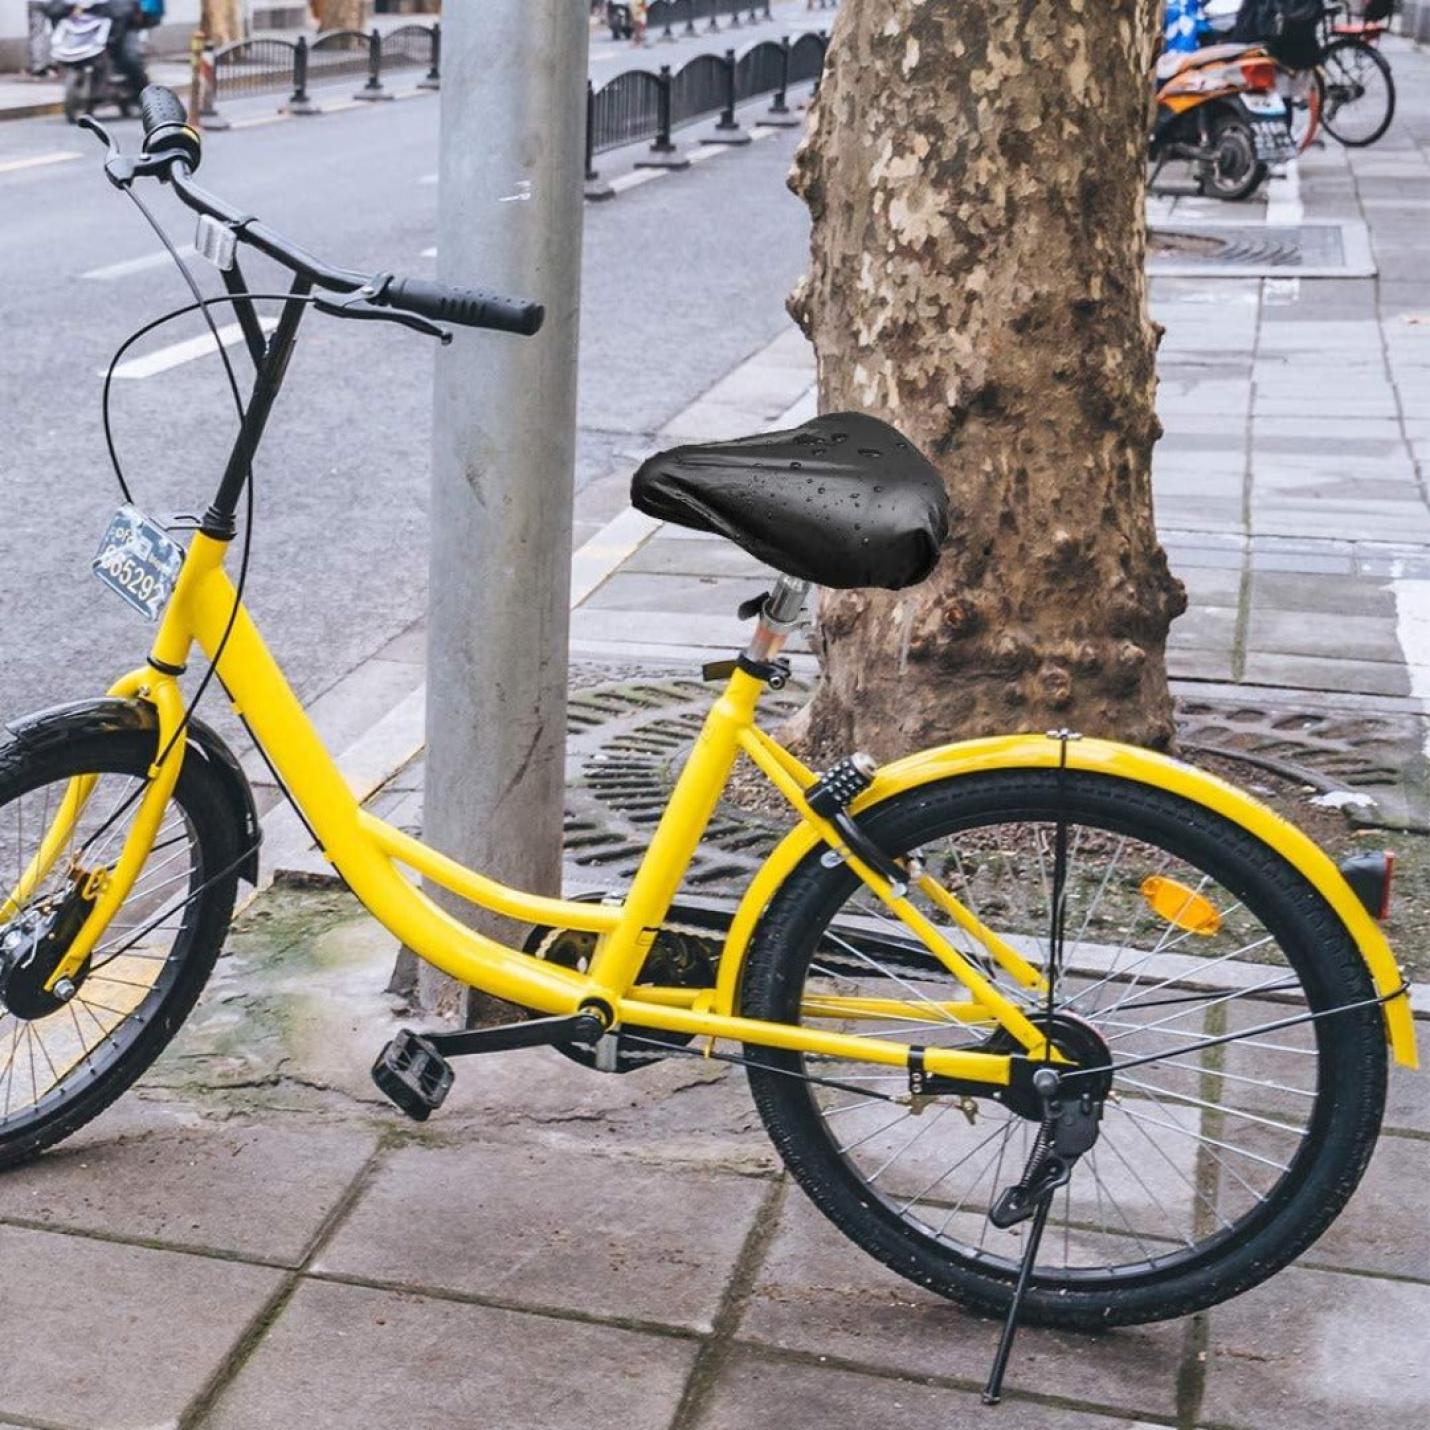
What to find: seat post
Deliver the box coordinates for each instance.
[745,574,810,665]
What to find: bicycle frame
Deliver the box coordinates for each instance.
[10,260,1415,1085]
[15,527,1066,1089]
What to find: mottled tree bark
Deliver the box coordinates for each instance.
[200,1,242,46]
[787,0,1186,759]
[315,0,369,32]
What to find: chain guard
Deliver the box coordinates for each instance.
[524,916,722,1073]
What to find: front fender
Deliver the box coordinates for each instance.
[715,733,1417,1069]
[5,698,261,886]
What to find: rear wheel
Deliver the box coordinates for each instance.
[1320,39,1395,147]
[0,730,242,1169]
[1196,113,1267,201]
[740,769,1386,1329]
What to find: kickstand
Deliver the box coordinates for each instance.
[982,1189,1054,1406]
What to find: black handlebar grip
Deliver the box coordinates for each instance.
[139,85,202,171]
[382,277,545,337]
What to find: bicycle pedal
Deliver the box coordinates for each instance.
[371,1029,454,1122]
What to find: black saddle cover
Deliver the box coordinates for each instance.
[630,412,948,590]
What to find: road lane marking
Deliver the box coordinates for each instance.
[0,151,82,175]
[83,245,197,281]
[100,317,278,380]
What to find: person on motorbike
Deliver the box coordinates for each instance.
[44,0,150,97]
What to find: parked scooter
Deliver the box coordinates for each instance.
[1150,42,1297,199]
[47,1,145,125]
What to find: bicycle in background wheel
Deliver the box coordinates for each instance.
[1319,4,1396,147]
[0,87,1418,1405]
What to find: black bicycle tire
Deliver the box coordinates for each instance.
[739,769,1387,1329]
[1320,38,1395,148]
[0,730,241,1170]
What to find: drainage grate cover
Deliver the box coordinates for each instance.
[359,669,1428,902]
[1149,221,1375,278]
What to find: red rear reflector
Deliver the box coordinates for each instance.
[1338,851,1394,921]
[1242,63,1276,91]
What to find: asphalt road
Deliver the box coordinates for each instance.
[0,74,811,731]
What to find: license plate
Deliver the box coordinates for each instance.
[92,506,185,622]
[1251,121,1297,161]
[1243,92,1287,116]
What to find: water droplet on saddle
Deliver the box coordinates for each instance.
[858,447,882,458]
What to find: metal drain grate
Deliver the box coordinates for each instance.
[1177,697,1428,829]
[359,668,1428,902]
[1149,221,1375,278]
[566,675,806,888]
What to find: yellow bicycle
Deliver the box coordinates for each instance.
[0,88,1416,1399]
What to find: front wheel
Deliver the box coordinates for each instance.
[1320,39,1395,147]
[0,729,243,1169]
[740,768,1386,1329]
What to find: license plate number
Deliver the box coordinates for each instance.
[1243,93,1287,116]
[92,506,185,622]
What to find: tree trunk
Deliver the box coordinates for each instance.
[787,0,1186,760]
[315,0,369,32]
[200,0,243,46]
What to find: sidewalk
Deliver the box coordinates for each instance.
[2,31,1428,1430]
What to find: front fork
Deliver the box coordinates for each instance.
[1,668,188,994]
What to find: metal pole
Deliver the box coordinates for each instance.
[286,36,319,116]
[418,22,441,90]
[355,26,391,102]
[422,0,589,1018]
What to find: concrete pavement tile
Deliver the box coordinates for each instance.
[1246,549,1355,574]
[623,536,772,579]
[1200,1266,1430,1430]
[0,1118,379,1264]
[315,1140,769,1331]
[1168,648,1237,682]
[1179,566,1244,606]
[1238,653,1411,697]
[583,571,770,616]
[0,1223,282,1429]
[738,1194,1184,1418]
[1251,570,1395,617]
[1252,508,1430,544]
[1169,605,1238,649]
[1244,608,1402,663]
[571,606,765,652]
[1161,540,1247,572]
[205,1279,696,1430]
[1301,1134,1430,1280]
[691,1349,1152,1429]
[1385,1065,1430,1135]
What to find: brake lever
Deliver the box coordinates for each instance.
[77,119,185,191]
[312,293,452,344]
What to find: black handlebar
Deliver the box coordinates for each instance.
[139,84,201,171]
[377,278,545,338]
[132,85,544,340]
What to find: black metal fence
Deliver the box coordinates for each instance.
[586,30,830,180]
[644,0,773,38]
[211,23,441,111]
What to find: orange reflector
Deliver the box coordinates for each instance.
[1140,876,1221,936]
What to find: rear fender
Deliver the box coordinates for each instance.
[714,733,1417,1068]
[5,698,260,886]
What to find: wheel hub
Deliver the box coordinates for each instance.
[0,880,95,1021]
[987,1012,1113,1120]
